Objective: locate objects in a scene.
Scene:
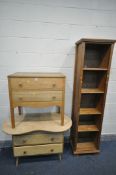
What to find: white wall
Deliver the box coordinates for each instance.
[0,0,116,140]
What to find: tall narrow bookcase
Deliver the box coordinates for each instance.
[71,38,115,154]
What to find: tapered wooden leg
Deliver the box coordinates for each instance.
[10,107,15,128]
[58,154,62,160]
[60,107,64,126]
[16,157,19,167]
[57,106,60,113]
[18,106,23,115]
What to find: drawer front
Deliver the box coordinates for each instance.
[13,133,63,146]
[10,78,65,90]
[13,143,63,157]
[12,91,63,102]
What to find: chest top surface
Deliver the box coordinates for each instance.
[8,72,65,78]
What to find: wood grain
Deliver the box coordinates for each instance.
[13,143,63,157]
[8,72,65,78]
[13,132,63,146]
[79,108,101,115]
[71,38,115,154]
[81,88,104,94]
[76,142,99,154]
[83,68,108,71]
[78,125,99,132]
[8,72,65,127]
[12,91,63,102]
[13,101,63,108]
[3,113,72,135]
[10,77,65,90]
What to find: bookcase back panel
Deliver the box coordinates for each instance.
[78,132,97,143]
[82,71,107,89]
[84,44,111,68]
[79,115,98,125]
[80,94,104,108]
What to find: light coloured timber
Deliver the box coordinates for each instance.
[3,113,72,135]
[8,72,66,127]
[81,88,104,94]
[78,125,99,132]
[12,101,63,108]
[83,68,108,71]
[10,77,65,91]
[13,132,63,146]
[13,143,63,157]
[80,108,101,115]
[8,72,65,78]
[75,142,99,154]
[12,91,63,102]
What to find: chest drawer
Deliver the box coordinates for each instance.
[12,91,63,102]
[13,132,63,146]
[13,143,63,157]
[10,78,65,90]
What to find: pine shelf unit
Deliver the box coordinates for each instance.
[71,38,115,154]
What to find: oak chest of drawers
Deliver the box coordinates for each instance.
[3,112,72,164]
[8,72,65,128]
[13,132,64,158]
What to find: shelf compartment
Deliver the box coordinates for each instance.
[76,142,99,154]
[78,125,99,132]
[81,88,104,94]
[82,71,107,89]
[76,132,99,154]
[80,94,103,108]
[80,108,101,115]
[84,43,110,69]
[79,114,100,126]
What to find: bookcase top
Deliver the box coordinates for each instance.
[76,38,116,45]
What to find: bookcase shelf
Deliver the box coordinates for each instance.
[81,88,104,94]
[76,142,99,154]
[80,108,101,115]
[78,125,99,132]
[71,38,115,154]
[83,68,108,71]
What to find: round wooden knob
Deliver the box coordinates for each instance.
[22,140,26,143]
[52,84,56,87]
[50,149,54,152]
[19,97,23,101]
[23,151,27,154]
[51,138,55,141]
[19,83,23,87]
[52,96,56,100]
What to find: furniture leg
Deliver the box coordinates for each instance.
[58,154,62,160]
[16,157,19,167]
[18,106,23,115]
[10,107,15,128]
[60,107,64,126]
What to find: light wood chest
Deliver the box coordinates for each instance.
[8,72,65,128]
[13,132,64,157]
